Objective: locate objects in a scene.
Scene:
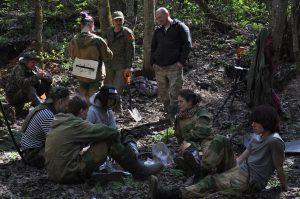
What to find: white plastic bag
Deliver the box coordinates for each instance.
[152,142,174,167]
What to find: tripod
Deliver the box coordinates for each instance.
[214,65,248,121]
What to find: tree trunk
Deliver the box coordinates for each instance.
[34,0,43,52]
[98,0,112,35]
[124,0,135,23]
[143,0,155,79]
[270,0,288,67]
[291,0,300,74]
[193,0,232,33]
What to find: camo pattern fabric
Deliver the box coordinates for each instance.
[181,165,248,199]
[69,32,113,97]
[174,106,213,150]
[201,135,237,173]
[5,62,40,104]
[153,63,183,115]
[104,26,135,71]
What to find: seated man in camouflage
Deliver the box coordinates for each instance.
[45,96,163,184]
[150,105,287,199]
[5,51,52,118]
[21,86,70,169]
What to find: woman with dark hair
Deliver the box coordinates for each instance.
[69,11,113,97]
[86,85,119,128]
[174,89,214,177]
[150,105,287,199]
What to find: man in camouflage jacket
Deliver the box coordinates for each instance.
[69,12,113,97]
[104,11,135,112]
[5,51,52,118]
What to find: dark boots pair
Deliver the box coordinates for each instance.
[113,147,164,180]
[175,145,208,181]
[150,175,181,199]
[175,145,201,177]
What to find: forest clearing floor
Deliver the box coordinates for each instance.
[0,27,299,199]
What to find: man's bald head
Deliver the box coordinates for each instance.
[155,7,172,27]
[156,7,170,16]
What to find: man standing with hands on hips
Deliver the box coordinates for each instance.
[151,7,192,123]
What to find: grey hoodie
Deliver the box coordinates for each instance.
[86,93,116,128]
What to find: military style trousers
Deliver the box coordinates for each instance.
[181,165,248,199]
[79,80,103,98]
[153,63,183,116]
[7,80,51,112]
[180,135,242,198]
[104,68,125,95]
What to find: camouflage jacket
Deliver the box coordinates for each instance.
[45,113,120,183]
[174,106,213,150]
[69,32,113,82]
[5,62,40,96]
[104,26,135,70]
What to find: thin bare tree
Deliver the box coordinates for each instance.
[143,0,155,79]
[34,0,43,52]
[98,0,112,35]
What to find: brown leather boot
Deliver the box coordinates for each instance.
[150,175,181,199]
[113,148,164,180]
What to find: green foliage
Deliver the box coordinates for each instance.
[157,0,204,25]
[233,35,246,46]
[0,36,11,46]
[152,127,175,142]
[211,0,269,29]
[244,40,256,58]
[162,168,183,177]
[109,177,143,192]
[45,0,89,17]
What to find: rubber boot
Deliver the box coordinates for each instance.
[113,148,164,180]
[150,175,181,199]
[126,141,139,156]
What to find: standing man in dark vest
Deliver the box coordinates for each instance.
[21,86,70,168]
[151,7,192,122]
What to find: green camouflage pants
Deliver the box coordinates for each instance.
[79,80,103,98]
[104,67,125,95]
[79,142,109,179]
[202,135,236,173]
[153,63,183,115]
[181,165,248,199]
[78,132,136,180]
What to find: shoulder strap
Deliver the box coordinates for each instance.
[21,104,50,132]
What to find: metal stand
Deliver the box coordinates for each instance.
[214,66,248,121]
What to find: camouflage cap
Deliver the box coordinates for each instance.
[44,86,70,103]
[112,11,124,19]
[22,51,41,62]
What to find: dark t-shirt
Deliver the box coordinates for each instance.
[240,133,285,189]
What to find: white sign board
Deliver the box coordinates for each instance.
[72,58,99,80]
